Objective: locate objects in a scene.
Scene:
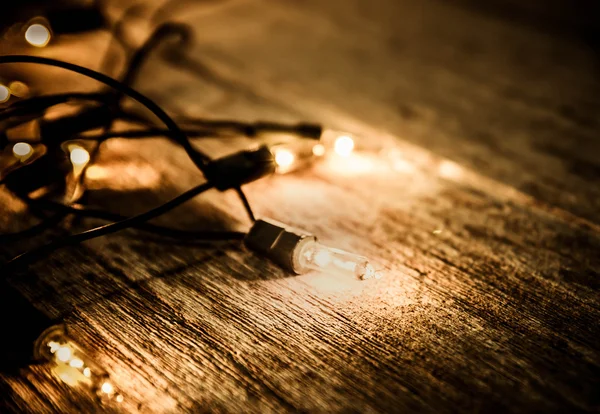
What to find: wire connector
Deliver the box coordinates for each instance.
[244,218,378,280]
[205,146,276,191]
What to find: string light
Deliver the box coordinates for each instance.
[12,142,34,162]
[270,144,310,174]
[0,57,381,281]
[438,159,464,180]
[296,239,379,280]
[269,139,319,174]
[8,80,30,98]
[245,218,380,280]
[312,144,326,157]
[25,24,52,47]
[319,130,359,158]
[69,146,91,167]
[333,135,355,157]
[0,84,10,103]
[66,144,91,182]
[0,48,385,413]
[34,325,124,404]
[0,22,394,411]
[273,147,296,173]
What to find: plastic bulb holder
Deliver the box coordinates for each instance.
[245,218,377,280]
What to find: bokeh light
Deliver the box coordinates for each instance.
[25,24,51,47]
[0,84,10,103]
[312,144,326,157]
[12,142,33,161]
[8,81,30,98]
[70,147,91,166]
[274,148,295,169]
[334,135,355,157]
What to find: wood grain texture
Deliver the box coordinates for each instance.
[1,0,599,412]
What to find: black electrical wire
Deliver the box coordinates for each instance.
[5,92,111,109]
[0,95,210,170]
[11,127,224,144]
[120,22,192,91]
[235,187,256,222]
[92,20,322,142]
[1,70,243,254]
[93,22,193,129]
[0,95,257,240]
[175,117,323,140]
[4,182,215,272]
[3,94,323,142]
[120,109,323,141]
[81,127,223,140]
[175,117,256,135]
[30,198,246,241]
[0,92,112,122]
[0,55,210,170]
[0,55,258,271]
[80,24,194,192]
[0,0,304,277]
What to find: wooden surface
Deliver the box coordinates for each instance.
[1,0,600,412]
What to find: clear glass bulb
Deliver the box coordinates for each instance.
[34,325,124,404]
[272,146,296,173]
[66,145,91,178]
[270,142,314,174]
[12,142,34,162]
[0,83,10,103]
[294,239,379,280]
[70,147,90,167]
[319,130,359,158]
[312,144,326,157]
[25,24,51,47]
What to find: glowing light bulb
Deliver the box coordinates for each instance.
[438,160,464,180]
[70,147,90,167]
[380,147,416,174]
[48,341,60,353]
[12,142,34,161]
[295,240,378,280]
[333,136,355,157]
[101,382,114,394]
[25,24,51,47]
[56,346,72,362]
[245,219,381,280]
[0,84,10,103]
[274,147,296,173]
[312,144,326,157]
[8,81,30,98]
[34,325,125,404]
[319,130,360,157]
[70,358,84,368]
[270,143,314,174]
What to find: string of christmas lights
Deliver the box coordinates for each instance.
[0,16,381,408]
